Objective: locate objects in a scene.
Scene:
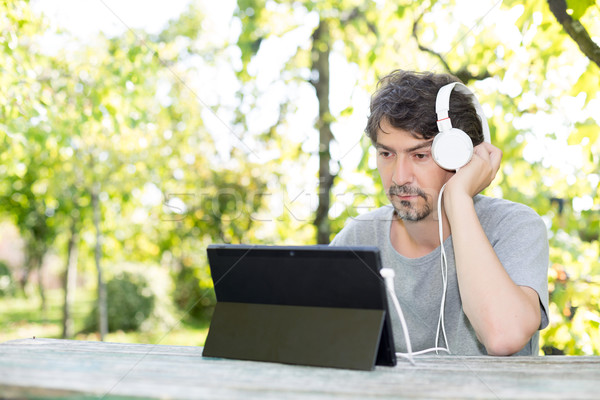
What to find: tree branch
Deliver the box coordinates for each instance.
[547,0,600,68]
[340,6,378,36]
[412,13,452,73]
[411,13,491,83]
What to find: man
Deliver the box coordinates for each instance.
[331,70,549,356]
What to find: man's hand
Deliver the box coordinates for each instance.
[445,142,502,198]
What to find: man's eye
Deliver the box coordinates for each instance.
[415,153,428,159]
[379,151,392,158]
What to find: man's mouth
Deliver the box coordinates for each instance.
[389,185,426,200]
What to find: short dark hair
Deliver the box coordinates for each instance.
[365,70,484,145]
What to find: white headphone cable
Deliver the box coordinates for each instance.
[381,267,451,365]
[436,183,451,355]
[380,268,415,365]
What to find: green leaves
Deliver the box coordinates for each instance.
[566,0,595,20]
[568,119,599,146]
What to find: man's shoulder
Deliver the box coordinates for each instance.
[330,205,393,246]
[474,195,540,214]
[474,195,545,227]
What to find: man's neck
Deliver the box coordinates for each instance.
[390,212,451,259]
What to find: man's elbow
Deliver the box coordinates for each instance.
[482,325,537,356]
[482,291,542,356]
[484,335,527,356]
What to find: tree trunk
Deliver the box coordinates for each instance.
[18,266,30,295]
[62,216,79,339]
[25,241,48,320]
[91,185,108,341]
[32,251,47,322]
[311,18,335,245]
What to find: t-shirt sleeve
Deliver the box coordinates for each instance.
[330,218,362,247]
[329,220,349,246]
[487,204,550,330]
[329,207,394,249]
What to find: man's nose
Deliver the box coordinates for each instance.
[392,157,414,186]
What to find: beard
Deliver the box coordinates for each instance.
[388,184,432,222]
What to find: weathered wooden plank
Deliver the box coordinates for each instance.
[0,338,598,399]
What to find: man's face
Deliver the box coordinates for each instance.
[375,119,454,222]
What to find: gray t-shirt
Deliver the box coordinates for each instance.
[330,195,549,356]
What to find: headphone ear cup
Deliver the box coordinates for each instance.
[431,128,474,170]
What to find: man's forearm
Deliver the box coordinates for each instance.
[444,191,541,355]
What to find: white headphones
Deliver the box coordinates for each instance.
[431,82,491,170]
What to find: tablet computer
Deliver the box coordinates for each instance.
[202,244,396,371]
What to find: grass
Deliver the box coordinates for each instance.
[0,287,210,347]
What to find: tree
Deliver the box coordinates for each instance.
[235,0,391,244]
[1,0,278,335]
[0,0,60,316]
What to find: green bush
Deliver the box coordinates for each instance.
[173,266,215,321]
[85,271,155,332]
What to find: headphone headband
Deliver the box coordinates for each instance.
[435,82,491,143]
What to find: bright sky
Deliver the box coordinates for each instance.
[31,0,195,37]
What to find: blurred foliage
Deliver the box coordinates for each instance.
[173,263,216,321]
[0,286,208,345]
[83,262,180,333]
[0,262,16,297]
[85,271,156,332]
[0,0,598,355]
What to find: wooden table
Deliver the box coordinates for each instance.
[1,338,598,399]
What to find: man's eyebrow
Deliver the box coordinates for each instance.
[374,143,394,152]
[374,140,433,153]
[406,140,433,153]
